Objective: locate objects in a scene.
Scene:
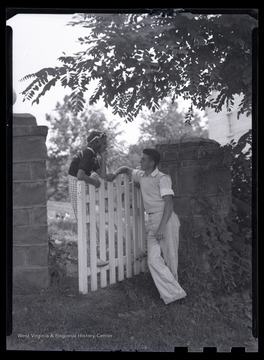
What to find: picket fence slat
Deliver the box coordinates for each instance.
[132,182,140,276]
[77,174,147,294]
[89,185,97,291]
[116,176,124,281]
[108,181,116,284]
[77,181,88,294]
[124,174,132,278]
[139,195,147,272]
[98,180,107,287]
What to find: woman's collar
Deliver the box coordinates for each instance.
[87,146,96,155]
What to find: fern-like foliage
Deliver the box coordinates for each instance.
[20,12,257,120]
[20,67,65,104]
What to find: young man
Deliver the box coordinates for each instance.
[68,130,111,267]
[112,148,186,305]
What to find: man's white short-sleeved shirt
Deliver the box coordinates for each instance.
[132,168,174,214]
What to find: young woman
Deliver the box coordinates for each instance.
[68,130,110,267]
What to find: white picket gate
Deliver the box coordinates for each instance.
[77,174,147,294]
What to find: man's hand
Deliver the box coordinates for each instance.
[105,173,116,181]
[155,226,165,241]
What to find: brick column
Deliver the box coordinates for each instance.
[156,137,232,220]
[13,113,50,289]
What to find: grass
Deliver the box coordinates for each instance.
[6,214,258,352]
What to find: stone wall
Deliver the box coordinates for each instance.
[13,113,50,289]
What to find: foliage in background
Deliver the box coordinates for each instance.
[138,98,208,144]
[48,214,77,284]
[20,11,257,122]
[48,236,69,285]
[126,98,208,167]
[223,129,252,206]
[47,156,69,201]
[46,95,126,167]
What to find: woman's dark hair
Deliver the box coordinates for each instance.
[143,148,161,167]
[87,131,107,143]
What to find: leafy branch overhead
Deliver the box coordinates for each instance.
[20,11,257,122]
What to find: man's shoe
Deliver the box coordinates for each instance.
[97,259,109,267]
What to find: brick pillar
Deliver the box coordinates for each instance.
[156,136,232,273]
[156,136,232,218]
[13,113,50,289]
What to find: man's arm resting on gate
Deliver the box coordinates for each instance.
[113,166,134,178]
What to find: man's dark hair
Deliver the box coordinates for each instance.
[143,148,161,167]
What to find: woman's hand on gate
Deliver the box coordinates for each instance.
[93,179,101,188]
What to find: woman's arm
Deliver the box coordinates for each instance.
[77,169,101,188]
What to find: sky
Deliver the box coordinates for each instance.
[7,13,202,145]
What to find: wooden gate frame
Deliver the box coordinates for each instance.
[77,174,147,294]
